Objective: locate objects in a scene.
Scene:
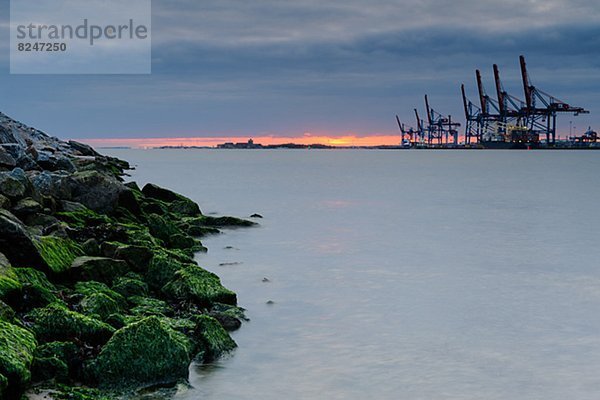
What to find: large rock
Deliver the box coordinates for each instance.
[68,140,99,157]
[192,315,237,362]
[0,147,16,169]
[29,170,74,200]
[11,198,42,218]
[0,169,29,199]
[0,253,21,304]
[113,245,153,272]
[33,236,84,274]
[89,316,191,388]
[0,320,37,398]
[0,210,44,269]
[26,302,114,345]
[162,264,237,307]
[69,257,128,284]
[142,183,201,216]
[69,171,129,213]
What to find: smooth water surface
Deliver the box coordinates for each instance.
[106,149,600,400]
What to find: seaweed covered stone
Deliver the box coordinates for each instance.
[34,235,84,274]
[69,256,128,285]
[13,268,58,309]
[0,253,21,303]
[26,302,114,345]
[0,320,37,397]
[89,316,192,388]
[162,264,237,307]
[192,315,237,362]
[31,341,79,383]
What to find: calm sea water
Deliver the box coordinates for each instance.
[106,149,600,400]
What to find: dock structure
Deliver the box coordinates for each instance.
[398,55,592,149]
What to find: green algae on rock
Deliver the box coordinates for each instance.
[31,341,79,384]
[162,264,237,308]
[26,302,115,345]
[0,320,37,396]
[13,268,58,309]
[192,315,237,362]
[89,316,192,388]
[34,236,84,274]
[69,256,128,285]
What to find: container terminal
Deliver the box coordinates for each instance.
[396,56,597,149]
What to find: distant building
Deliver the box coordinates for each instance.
[217,138,263,149]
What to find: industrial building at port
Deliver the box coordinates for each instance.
[397,56,597,149]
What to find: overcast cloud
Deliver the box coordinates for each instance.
[0,0,597,139]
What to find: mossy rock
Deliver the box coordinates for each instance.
[80,293,122,321]
[31,355,69,383]
[147,213,179,240]
[0,300,15,322]
[141,184,201,217]
[113,244,153,272]
[89,316,192,388]
[162,264,237,308]
[145,252,188,291]
[34,236,83,274]
[69,257,128,285]
[192,315,237,362]
[119,223,160,248]
[56,207,112,228]
[0,254,21,303]
[32,341,79,383]
[13,268,57,308]
[129,296,172,317]
[112,276,148,298]
[26,303,114,345]
[0,320,37,396]
[190,215,257,228]
[73,281,127,309]
[168,199,201,217]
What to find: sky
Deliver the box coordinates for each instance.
[0,0,598,146]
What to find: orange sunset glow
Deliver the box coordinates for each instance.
[78,134,403,148]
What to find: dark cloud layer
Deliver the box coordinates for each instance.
[0,0,597,139]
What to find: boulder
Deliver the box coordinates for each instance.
[0,210,44,270]
[13,268,57,310]
[0,170,27,199]
[0,320,37,397]
[26,302,114,345]
[33,236,84,274]
[89,316,192,388]
[0,147,16,169]
[30,171,73,200]
[113,245,153,272]
[68,140,99,157]
[192,315,237,362]
[69,171,129,213]
[142,183,201,216]
[11,198,42,218]
[69,257,128,284]
[0,253,21,303]
[112,276,148,298]
[162,264,237,307]
[0,300,15,322]
[145,252,188,291]
[80,292,122,321]
[73,281,127,309]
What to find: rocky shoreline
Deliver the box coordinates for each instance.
[0,112,256,399]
